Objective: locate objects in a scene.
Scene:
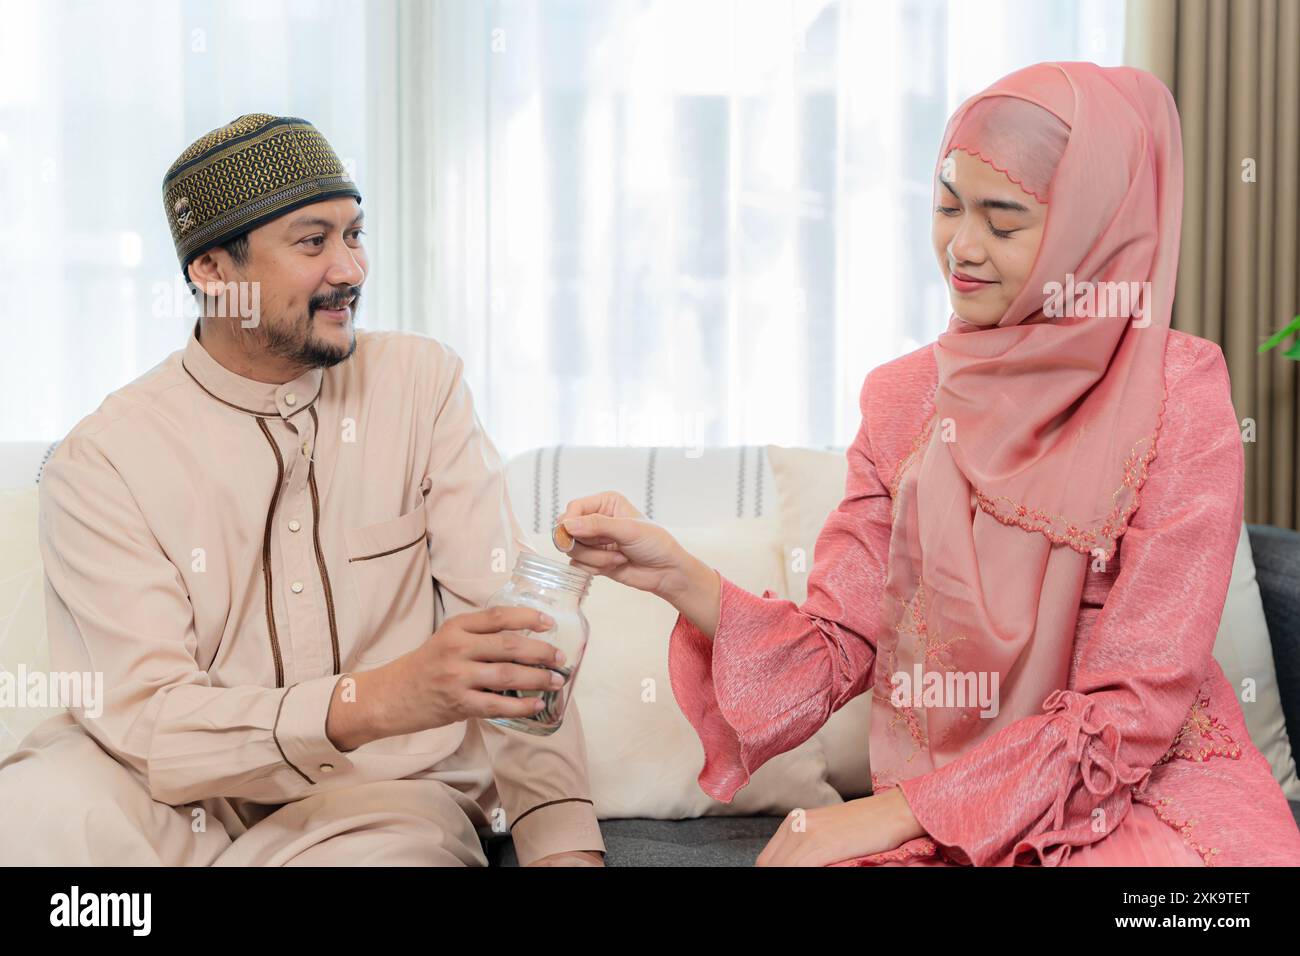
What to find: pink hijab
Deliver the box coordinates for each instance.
[870,63,1184,789]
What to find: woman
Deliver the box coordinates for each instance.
[556,62,1300,867]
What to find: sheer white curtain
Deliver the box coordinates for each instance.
[4,0,1124,452]
[421,0,1126,459]
[0,0,368,442]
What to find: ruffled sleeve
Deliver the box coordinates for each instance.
[667,375,894,802]
[897,343,1244,866]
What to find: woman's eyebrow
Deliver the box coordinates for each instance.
[979,197,1030,213]
[939,177,1030,214]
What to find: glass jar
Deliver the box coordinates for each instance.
[485,552,592,736]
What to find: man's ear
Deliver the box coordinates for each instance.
[187,249,232,297]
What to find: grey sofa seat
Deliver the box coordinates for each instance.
[484,524,1300,866]
[1250,525,1300,772]
[481,815,787,867]
[1248,524,1300,837]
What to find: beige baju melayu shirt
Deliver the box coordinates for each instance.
[25,321,604,864]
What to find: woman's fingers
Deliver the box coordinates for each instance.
[558,491,643,524]
[561,513,638,547]
[552,527,619,553]
[555,493,638,552]
[565,537,620,550]
[558,494,605,524]
[567,545,628,570]
[566,542,603,563]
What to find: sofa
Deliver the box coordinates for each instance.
[3,441,1298,867]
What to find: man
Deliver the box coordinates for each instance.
[0,114,605,866]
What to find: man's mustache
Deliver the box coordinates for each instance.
[309,288,361,314]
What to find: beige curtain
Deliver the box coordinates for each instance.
[1126,0,1300,531]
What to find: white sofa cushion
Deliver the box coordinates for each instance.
[0,442,58,492]
[505,445,774,532]
[0,486,60,759]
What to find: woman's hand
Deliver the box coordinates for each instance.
[555,491,684,596]
[556,491,722,636]
[756,788,928,867]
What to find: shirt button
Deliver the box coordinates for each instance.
[319,763,335,773]
[288,520,301,533]
[301,442,311,457]
[291,581,304,593]
[284,393,297,406]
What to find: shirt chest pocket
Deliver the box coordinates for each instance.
[344,499,435,666]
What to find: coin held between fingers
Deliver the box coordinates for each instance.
[552,521,575,552]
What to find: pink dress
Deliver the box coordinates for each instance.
[668,330,1300,866]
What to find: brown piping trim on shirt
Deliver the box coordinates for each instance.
[255,417,287,687]
[272,685,316,785]
[307,405,341,675]
[509,797,595,832]
[347,534,426,563]
[181,359,321,420]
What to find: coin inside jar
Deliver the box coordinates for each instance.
[552,520,575,552]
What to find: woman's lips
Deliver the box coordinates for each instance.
[950,271,997,294]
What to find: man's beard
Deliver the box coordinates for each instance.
[260,290,360,369]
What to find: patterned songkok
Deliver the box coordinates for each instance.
[162,114,361,282]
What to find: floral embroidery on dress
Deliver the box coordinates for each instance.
[888,411,938,522]
[898,580,967,669]
[884,371,1169,561]
[1156,680,1242,766]
[1132,792,1220,866]
[972,429,1158,561]
[885,704,928,762]
[877,579,979,768]
[873,639,929,762]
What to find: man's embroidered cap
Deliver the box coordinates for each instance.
[162,113,361,282]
